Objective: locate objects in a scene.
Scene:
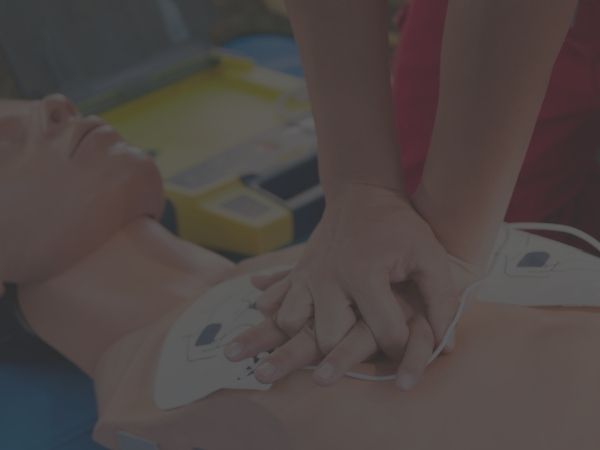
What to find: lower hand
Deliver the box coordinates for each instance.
[228,268,468,390]
[227,183,477,388]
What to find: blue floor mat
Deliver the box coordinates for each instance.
[0,331,104,450]
[223,34,303,77]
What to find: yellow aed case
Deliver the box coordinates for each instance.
[102,54,322,255]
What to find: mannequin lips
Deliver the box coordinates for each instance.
[72,122,120,157]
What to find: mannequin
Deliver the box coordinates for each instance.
[5,95,600,449]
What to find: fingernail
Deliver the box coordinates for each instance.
[224,342,243,360]
[396,373,416,391]
[315,363,335,382]
[256,362,278,380]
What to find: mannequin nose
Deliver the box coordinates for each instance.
[41,94,80,128]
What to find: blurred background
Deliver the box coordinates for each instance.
[0,0,407,259]
[0,0,406,98]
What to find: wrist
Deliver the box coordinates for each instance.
[323,179,406,208]
[319,138,406,203]
[411,183,497,270]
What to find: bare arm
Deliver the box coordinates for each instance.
[284,0,404,198]
[415,0,578,266]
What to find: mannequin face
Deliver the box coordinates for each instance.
[0,94,164,283]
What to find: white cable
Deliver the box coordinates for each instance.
[509,222,600,253]
[301,280,482,382]
[339,281,483,382]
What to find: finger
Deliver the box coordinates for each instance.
[312,320,378,386]
[254,324,320,384]
[275,281,313,337]
[255,277,291,315]
[352,270,410,361]
[224,318,287,362]
[442,330,455,355]
[251,270,291,291]
[312,281,357,354]
[412,250,460,345]
[395,315,435,391]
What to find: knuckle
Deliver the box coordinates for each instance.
[276,315,303,337]
[290,268,310,285]
[321,353,346,373]
[271,347,301,369]
[317,333,342,355]
[256,294,276,309]
[378,323,409,350]
[335,258,373,281]
[432,291,462,316]
[256,302,276,315]
[411,322,434,345]
[316,317,356,354]
[248,328,268,345]
[230,334,252,351]
[434,281,461,299]
[355,320,375,340]
[341,270,379,296]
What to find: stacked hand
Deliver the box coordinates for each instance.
[226,183,477,390]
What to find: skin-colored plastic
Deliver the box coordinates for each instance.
[19,225,600,450]
[5,97,600,449]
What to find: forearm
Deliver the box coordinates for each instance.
[416,0,578,265]
[285,0,404,199]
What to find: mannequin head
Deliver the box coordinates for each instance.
[0,94,164,283]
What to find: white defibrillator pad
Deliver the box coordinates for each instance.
[477,224,600,307]
[432,224,600,364]
[154,274,274,410]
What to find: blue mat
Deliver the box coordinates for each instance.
[0,328,104,450]
[222,34,303,77]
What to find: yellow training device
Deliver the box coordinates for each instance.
[167,177,292,255]
[102,53,320,256]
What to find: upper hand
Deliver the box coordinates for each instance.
[227,183,466,386]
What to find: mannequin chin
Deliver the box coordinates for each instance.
[0,95,163,284]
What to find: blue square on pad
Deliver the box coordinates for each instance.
[518,251,551,268]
